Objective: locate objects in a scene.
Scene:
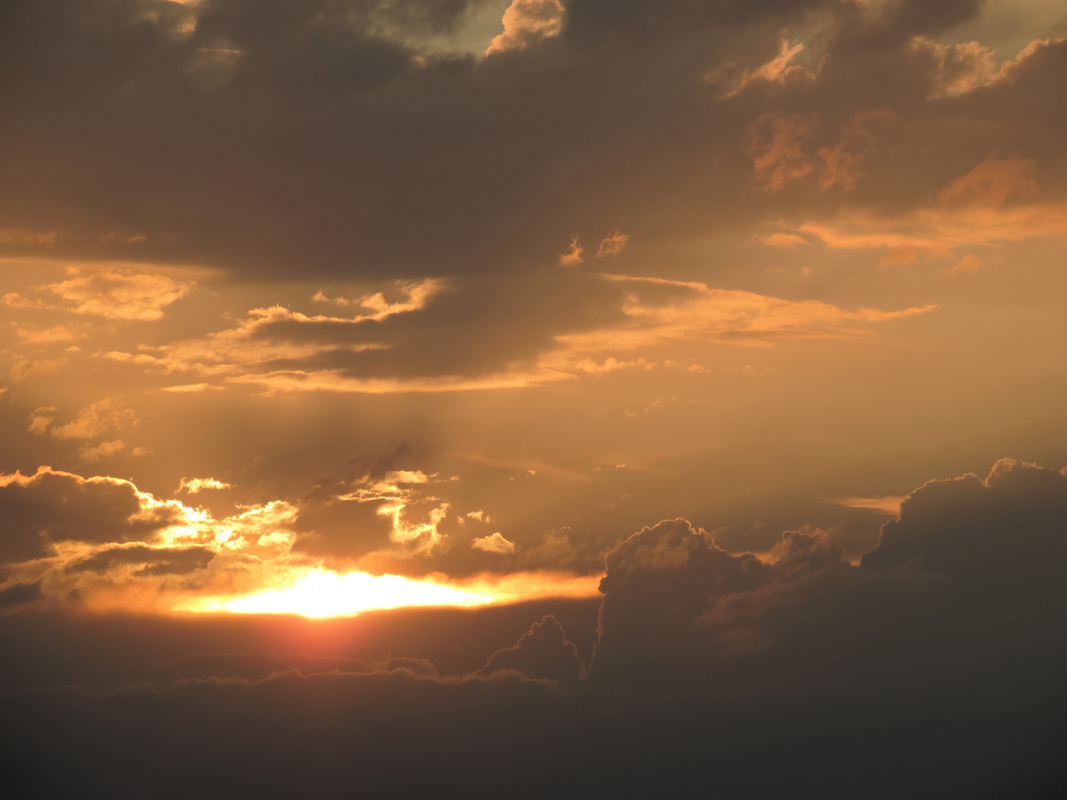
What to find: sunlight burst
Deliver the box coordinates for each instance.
[195,570,496,618]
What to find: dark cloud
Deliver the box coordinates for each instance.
[589,459,1067,692]
[0,579,42,609]
[66,544,215,576]
[0,468,180,563]
[590,518,768,685]
[4,0,1056,280]
[3,459,1067,794]
[477,613,583,684]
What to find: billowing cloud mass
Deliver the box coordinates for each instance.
[3,0,1067,795]
[486,0,565,55]
[3,459,1067,795]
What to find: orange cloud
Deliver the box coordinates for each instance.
[472,533,518,555]
[558,234,585,266]
[486,0,564,56]
[706,37,814,99]
[596,230,629,258]
[746,113,817,190]
[51,398,137,440]
[45,267,191,320]
[914,35,1067,99]
[796,157,1067,261]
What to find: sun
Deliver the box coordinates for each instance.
[180,568,602,618]
[194,570,494,618]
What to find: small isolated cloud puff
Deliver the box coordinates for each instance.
[51,398,137,440]
[595,230,629,258]
[27,406,57,435]
[755,233,809,248]
[45,268,191,321]
[485,0,564,56]
[558,234,584,266]
[178,477,232,494]
[79,439,126,463]
[471,533,517,555]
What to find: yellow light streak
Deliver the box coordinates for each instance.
[182,569,601,618]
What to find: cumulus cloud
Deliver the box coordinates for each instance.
[589,459,1067,690]
[486,0,564,56]
[471,532,517,554]
[478,614,583,684]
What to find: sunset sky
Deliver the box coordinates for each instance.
[3,0,1067,795]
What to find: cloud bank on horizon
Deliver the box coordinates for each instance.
[3,0,1067,795]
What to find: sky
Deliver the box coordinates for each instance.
[2,0,1067,796]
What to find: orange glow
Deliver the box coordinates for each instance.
[182,569,601,618]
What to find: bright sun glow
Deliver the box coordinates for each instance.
[192,570,493,617]
[183,569,601,618]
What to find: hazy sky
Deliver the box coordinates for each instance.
[2,1,1067,795]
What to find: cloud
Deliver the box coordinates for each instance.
[15,325,83,345]
[160,383,224,393]
[2,292,51,310]
[178,478,233,494]
[0,580,42,609]
[595,230,628,258]
[914,35,1067,98]
[0,228,57,245]
[589,458,1067,690]
[0,467,181,563]
[746,113,817,191]
[706,37,814,98]
[486,0,564,56]
[796,157,1067,261]
[66,544,215,577]
[478,614,583,684]
[44,268,191,321]
[833,495,906,515]
[51,399,137,440]
[94,269,927,395]
[8,357,66,380]
[861,458,1067,581]
[755,232,809,248]
[471,533,517,554]
[78,439,126,463]
[27,406,57,435]
[558,235,584,266]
